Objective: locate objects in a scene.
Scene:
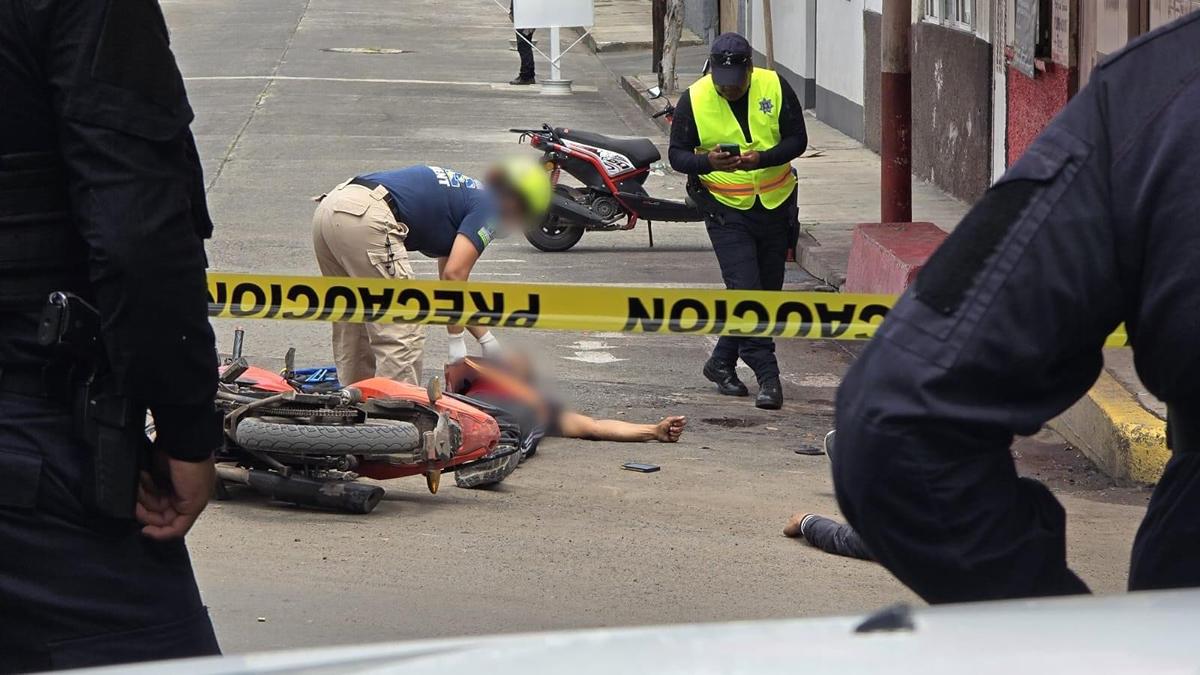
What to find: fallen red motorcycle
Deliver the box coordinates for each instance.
[210,330,521,514]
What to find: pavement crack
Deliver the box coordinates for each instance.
[204,0,313,193]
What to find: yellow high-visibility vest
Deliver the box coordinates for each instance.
[690,69,797,210]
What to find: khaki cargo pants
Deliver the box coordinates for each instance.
[312,181,425,385]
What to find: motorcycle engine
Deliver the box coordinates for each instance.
[587,195,624,227]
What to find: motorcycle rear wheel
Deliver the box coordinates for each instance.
[236,417,421,456]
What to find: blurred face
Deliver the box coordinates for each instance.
[716,65,753,101]
[498,351,536,383]
[486,173,532,232]
[495,189,528,231]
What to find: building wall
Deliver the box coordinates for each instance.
[863,10,882,152]
[747,0,816,107]
[1006,62,1071,165]
[863,17,993,202]
[911,23,993,202]
[814,0,868,140]
[684,0,719,43]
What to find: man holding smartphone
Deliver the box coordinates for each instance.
[668,33,807,410]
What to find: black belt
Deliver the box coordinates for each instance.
[1167,403,1199,453]
[347,177,404,224]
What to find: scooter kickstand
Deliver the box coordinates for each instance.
[647,220,654,248]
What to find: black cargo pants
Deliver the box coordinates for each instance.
[0,393,219,672]
[704,189,796,383]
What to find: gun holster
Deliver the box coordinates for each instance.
[686,177,727,226]
[38,292,146,519]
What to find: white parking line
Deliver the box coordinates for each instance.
[408,259,527,265]
[186,75,498,86]
[453,272,523,277]
[185,75,597,93]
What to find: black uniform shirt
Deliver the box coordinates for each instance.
[0,0,220,460]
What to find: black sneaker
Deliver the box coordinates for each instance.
[755,377,783,410]
[509,76,536,85]
[703,358,749,397]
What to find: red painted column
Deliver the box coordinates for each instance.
[881,0,912,223]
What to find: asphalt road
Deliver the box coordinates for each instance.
[167,0,1153,654]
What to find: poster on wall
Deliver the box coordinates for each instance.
[1012,0,1037,77]
[1051,0,1070,65]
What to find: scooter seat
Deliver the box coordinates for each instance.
[554,128,661,167]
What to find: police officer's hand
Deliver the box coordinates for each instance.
[707,150,741,171]
[737,150,762,170]
[136,451,216,541]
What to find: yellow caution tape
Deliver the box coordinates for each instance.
[207,273,1130,346]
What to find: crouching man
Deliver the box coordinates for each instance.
[313,159,550,385]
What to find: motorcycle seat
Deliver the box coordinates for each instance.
[554,128,661,167]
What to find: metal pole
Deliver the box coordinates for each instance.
[541,25,573,95]
[881,0,912,223]
[550,25,562,81]
[653,0,666,76]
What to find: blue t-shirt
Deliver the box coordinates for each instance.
[359,166,500,257]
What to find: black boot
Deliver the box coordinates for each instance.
[756,377,783,410]
[703,358,749,397]
[509,75,536,85]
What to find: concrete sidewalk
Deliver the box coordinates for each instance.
[578,0,703,53]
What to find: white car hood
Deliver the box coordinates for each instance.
[80,590,1200,674]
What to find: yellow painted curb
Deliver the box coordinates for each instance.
[1049,371,1169,484]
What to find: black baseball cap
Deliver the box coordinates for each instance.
[709,32,753,86]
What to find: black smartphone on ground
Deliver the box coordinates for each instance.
[718,143,741,156]
[622,462,661,473]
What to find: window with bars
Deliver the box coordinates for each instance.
[926,0,977,30]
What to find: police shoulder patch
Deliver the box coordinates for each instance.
[915,180,1038,315]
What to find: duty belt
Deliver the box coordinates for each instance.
[347,176,405,224]
[1167,403,1199,453]
[0,367,51,398]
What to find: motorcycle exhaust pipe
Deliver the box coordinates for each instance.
[216,465,384,514]
[551,192,609,228]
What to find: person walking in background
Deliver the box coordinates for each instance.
[668,33,807,410]
[510,1,536,85]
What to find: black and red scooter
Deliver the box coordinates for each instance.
[511,92,701,252]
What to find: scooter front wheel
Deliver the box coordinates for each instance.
[525,220,584,252]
